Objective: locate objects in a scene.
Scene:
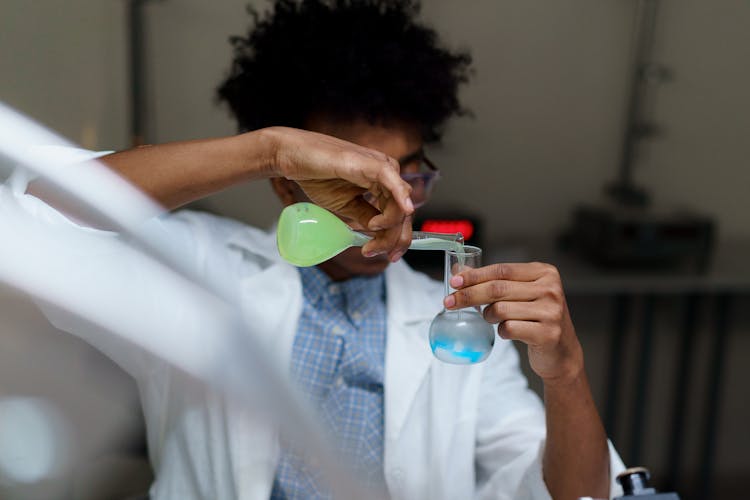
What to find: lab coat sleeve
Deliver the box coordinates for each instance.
[474,339,626,499]
[0,159,214,377]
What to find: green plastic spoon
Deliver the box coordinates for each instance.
[277,202,464,267]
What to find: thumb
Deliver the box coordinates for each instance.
[334,196,380,232]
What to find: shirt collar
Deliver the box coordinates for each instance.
[225,224,284,265]
[298,265,334,305]
[298,266,385,317]
[342,272,385,319]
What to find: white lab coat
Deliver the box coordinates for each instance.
[2,169,625,499]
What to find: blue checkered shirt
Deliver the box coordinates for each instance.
[270,266,387,499]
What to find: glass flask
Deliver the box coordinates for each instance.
[429,245,495,364]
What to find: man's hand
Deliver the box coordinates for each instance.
[267,126,415,260]
[443,262,584,385]
[445,262,612,499]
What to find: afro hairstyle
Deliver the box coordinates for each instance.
[217,0,472,142]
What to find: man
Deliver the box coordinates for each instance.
[16,1,624,498]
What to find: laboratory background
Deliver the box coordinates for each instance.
[1,0,749,499]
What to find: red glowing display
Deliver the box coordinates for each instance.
[420,219,475,241]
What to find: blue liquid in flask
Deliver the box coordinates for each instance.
[429,309,495,364]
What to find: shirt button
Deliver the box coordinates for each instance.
[328,284,340,294]
[331,325,345,336]
[335,375,345,387]
[350,310,362,321]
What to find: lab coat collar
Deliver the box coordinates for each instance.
[385,260,442,324]
[225,224,284,266]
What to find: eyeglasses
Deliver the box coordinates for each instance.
[364,152,441,209]
[400,155,441,208]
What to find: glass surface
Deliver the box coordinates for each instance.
[429,245,495,364]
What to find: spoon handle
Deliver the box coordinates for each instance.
[350,230,463,252]
[408,231,464,251]
[350,231,372,247]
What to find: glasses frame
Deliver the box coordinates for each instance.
[398,154,441,208]
[362,152,441,209]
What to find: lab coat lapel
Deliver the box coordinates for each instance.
[236,261,302,369]
[384,262,441,442]
[225,231,303,497]
[227,228,302,369]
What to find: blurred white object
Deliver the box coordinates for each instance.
[0,101,375,499]
[0,397,72,484]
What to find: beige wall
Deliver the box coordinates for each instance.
[635,0,750,242]
[423,0,750,244]
[0,1,129,151]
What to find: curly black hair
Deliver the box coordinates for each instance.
[217,0,472,142]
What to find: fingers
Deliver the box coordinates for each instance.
[389,215,413,262]
[444,280,539,309]
[455,262,556,287]
[274,128,415,258]
[497,320,557,347]
[445,259,581,381]
[446,262,563,308]
[299,181,411,260]
[276,128,414,218]
[339,150,413,217]
[361,214,412,260]
[367,195,408,231]
[337,195,381,231]
[441,261,568,351]
[482,299,562,325]
[372,156,414,216]
[361,193,412,261]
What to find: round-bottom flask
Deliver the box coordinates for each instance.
[429,245,495,364]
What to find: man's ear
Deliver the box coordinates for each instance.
[270,177,302,207]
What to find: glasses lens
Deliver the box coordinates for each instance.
[364,159,439,209]
[402,172,438,208]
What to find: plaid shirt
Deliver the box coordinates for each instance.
[270,266,387,499]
